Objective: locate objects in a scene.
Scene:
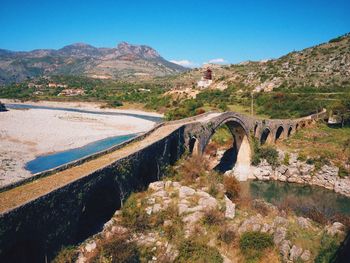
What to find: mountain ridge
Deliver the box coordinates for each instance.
[0,42,187,84]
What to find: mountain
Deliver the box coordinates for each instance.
[166,33,350,93]
[0,42,187,84]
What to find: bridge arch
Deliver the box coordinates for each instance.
[201,116,252,181]
[260,128,271,145]
[287,126,293,137]
[275,126,284,142]
[189,136,199,155]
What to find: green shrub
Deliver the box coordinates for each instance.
[315,233,339,263]
[174,240,223,263]
[52,246,79,263]
[297,153,307,162]
[338,165,349,178]
[121,194,149,231]
[91,234,140,263]
[223,176,240,201]
[283,152,290,165]
[239,231,274,261]
[259,146,279,167]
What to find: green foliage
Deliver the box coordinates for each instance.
[283,152,290,165]
[91,234,140,263]
[297,153,307,162]
[314,233,339,263]
[239,231,274,262]
[251,138,279,167]
[338,165,349,178]
[52,246,79,263]
[174,240,223,263]
[121,194,150,231]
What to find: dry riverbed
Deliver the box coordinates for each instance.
[0,101,162,187]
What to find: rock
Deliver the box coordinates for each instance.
[289,245,303,261]
[146,206,153,215]
[300,249,311,261]
[178,203,189,215]
[152,190,168,198]
[149,181,164,192]
[296,217,311,229]
[196,190,211,198]
[84,241,96,253]
[238,214,263,234]
[147,197,156,205]
[179,186,196,199]
[252,199,278,214]
[261,223,271,233]
[224,195,235,219]
[326,222,345,236]
[198,196,218,210]
[274,216,288,227]
[274,227,287,245]
[152,203,162,213]
[182,211,204,225]
[280,240,291,261]
[164,220,173,227]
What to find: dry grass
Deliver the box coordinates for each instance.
[223,176,241,201]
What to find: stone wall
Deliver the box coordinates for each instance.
[0,127,185,262]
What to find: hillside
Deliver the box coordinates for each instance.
[0,42,186,84]
[164,33,350,93]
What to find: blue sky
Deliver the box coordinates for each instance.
[1,0,349,67]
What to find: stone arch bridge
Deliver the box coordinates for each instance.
[0,110,327,262]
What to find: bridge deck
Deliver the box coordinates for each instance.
[0,113,220,214]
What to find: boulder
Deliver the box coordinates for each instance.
[280,240,291,261]
[149,181,165,192]
[224,195,235,219]
[84,241,96,253]
[300,249,311,261]
[274,227,287,245]
[326,222,345,236]
[289,245,303,261]
[179,186,196,199]
[296,217,312,229]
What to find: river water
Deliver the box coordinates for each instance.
[5,103,162,174]
[241,180,350,216]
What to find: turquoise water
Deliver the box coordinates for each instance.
[25,134,137,174]
[241,180,350,216]
[5,103,162,174]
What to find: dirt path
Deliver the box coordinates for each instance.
[0,113,220,214]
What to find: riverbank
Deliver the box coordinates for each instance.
[0,102,160,187]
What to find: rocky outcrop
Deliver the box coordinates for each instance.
[252,152,350,197]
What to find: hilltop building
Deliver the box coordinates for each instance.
[197,68,213,88]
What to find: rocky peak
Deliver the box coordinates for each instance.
[116,41,160,59]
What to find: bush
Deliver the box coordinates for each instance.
[202,209,224,226]
[218,226,236,244]
[121,194,149,231]
[239,231,274,261]
[178,155,208,183]
[315,233,339,263]
[283,153,290,165]
[338,165,349,178]
[251,137,279,167]
[91,234,140,263]
[223,176,240,201]
[174,240,223,263]
[297,153,307,162]
[52,246,79,263]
